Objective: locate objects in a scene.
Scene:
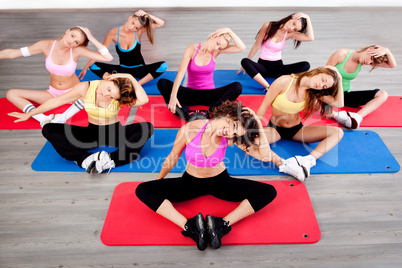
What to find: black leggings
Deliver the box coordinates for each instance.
[136,169,277,213]
[241,58,310,79]
[90,61,167,80]
[157,78,242,117]
[42,122,154,167]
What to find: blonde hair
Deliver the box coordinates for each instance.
[208,32,233,49]
[59,27,89,47]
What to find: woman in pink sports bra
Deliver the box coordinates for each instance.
[1,26,113,125]
[157,27,246,122]
[239,12,314,90]
[136,100,307,251]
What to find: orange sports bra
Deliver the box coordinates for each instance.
[272,76,305,114]
[84,80,121,121]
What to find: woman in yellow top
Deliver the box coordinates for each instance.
[9,73,153,174]
[257,66,344,181]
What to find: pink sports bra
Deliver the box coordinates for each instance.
[185,120,228,168]
[45,40,77,76]
[186,43,216,90]
[259,31,288,61]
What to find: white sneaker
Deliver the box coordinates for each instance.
[81,152,99,173]
[279,157,309,182]
[348,112,363,129]
[40,114,55,128]
[95,151,115,174]
[334,111,352,128]
[334,111,362,129]
[294,155,316,178]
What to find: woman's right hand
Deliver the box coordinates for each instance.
[168,96,181,114]
[8,112,31,123]
[78,68,87,80]
[237,66,245,75]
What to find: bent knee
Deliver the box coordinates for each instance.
[331,127,344,141]
[6,89,19,100]
[375,89,388,102]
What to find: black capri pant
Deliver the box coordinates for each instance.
[136,169,277,213]
[157,78,242,117]
[241,58,310,79]
[90,61,168,80]
[42,122,154,167]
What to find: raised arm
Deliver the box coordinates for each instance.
[74,26,113,62]
[156,125,187,179]
[211,27,246,54]
[135,10,165,28]
[0,40,48,59]
[370,45,397,68]
[234,108,282,166]
[8,82,88,122]
[79,28,116,79]
[288,12,314,42]
[107,73,149,106]
[168,44,194,114]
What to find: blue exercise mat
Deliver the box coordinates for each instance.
[214,70,275,95]
[32,130,399,175]
[77,69,272,95]
[75,69,179,95]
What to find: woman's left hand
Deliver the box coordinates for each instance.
[292,12,309,19]
[77,26,93,40]
[210,27,231,38]
[135,10,147,17]
[8,112,31,123]
[369,46,389,58]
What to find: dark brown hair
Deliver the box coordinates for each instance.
[134,14,155,45]
[110,77,137,107]
[210,100,259,151]
[294,67,340,119]
[257,13,307,49]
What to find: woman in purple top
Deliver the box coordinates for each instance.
[157,28,246,121]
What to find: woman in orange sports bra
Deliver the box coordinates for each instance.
[0,26,113,125]
[9,73,153,174]
[257,66,344,181]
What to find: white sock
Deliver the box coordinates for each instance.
[52,99,84,123]
[23,104,48,122]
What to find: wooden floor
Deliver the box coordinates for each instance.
[1,7,402,268]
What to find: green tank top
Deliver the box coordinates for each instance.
[335,50,361,93]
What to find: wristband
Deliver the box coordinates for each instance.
[21,47,31,57]
[98,46,109,56]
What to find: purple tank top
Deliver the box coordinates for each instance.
[186,43,216,89]
[185,120,228,168]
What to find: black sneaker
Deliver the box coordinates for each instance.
[181,213,207,251]
[206,214,232,249]
[197,110,209,119]
[184,110,198,122]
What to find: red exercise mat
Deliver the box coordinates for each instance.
[101,181,320,246]
[0,98,130,129]
[133,96,267,128]
[133,96,402,128]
